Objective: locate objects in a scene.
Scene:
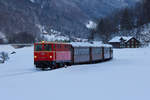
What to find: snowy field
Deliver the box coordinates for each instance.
[0,45,150,100]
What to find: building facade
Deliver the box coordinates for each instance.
[109,36,141,48]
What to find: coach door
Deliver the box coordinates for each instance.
[71,46,74,64]
[102,47,104,60]
[90,47,92,63]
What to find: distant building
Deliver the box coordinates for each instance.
[0,32,8,44]
[108,36,141,48]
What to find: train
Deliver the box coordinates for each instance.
[34,41,113,70]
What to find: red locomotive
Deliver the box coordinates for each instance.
[34,41,113,70]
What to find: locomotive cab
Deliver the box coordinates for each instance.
[34,42,72,70]
[34,42,56,69]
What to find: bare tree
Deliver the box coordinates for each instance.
[0,52,9,63]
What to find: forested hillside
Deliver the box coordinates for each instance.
[94,0,150,44]
[0,0,138,43]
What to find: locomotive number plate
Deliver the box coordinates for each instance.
[41,52,46,55]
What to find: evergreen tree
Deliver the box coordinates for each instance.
[88,29,96,41]
[143,0,150,23]
[96,18,111,43]
[120,8,133,31]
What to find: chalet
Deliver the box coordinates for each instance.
[108,36,141,48]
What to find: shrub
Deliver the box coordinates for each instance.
[0,52,9,63]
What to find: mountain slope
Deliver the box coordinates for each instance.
[0,0,139,42]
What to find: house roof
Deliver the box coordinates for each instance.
[109,36,133,43]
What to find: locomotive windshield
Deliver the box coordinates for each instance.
[35,44,52,51]
[35,44,42,51]
[44,44,52,51]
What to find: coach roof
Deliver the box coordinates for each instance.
[71,42,112,47]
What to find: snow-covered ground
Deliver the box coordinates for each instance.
[0,45,150,100]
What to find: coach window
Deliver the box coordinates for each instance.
[75,49,77,55]
[56,44,61,49]
[76,49,78,55]
[57,45,59,48]
[65,45,67,48]
[59,45,61,48]
[77,49,79,54]
[65,45,68,50]
[44,44,52,51]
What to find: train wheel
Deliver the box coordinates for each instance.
[59,63,64,68]
[50,65,55,70]
[41,68,46,71]
[62,63,65,68]
[55,63,59,68]
[66,62,71,66]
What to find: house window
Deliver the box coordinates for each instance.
[120,41,125,48]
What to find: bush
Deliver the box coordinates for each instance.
[0,52,9,63]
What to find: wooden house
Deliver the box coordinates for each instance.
[108,36,141,48]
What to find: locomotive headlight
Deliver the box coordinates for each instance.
[34,56,37,58]
[50,56,53,59]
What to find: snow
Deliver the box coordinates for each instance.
[41,28,70,42]
[71,41,112,47]
[29,0,35,3]
[86,20,97,29]
[0,32,8,43]
[116,23,150,45]
[0,32,5,39]
[122,36,133,41]
[0,45,16,53]
[43,34,70,42]
[0,45,150,100]
[109,36,122,42]
[109,36,133,42]
[70,37,88,42]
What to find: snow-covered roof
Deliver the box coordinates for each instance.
[122,36,133,41]
[43,34,70,42]
[71,41,112,47]
[109,36,133,43]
